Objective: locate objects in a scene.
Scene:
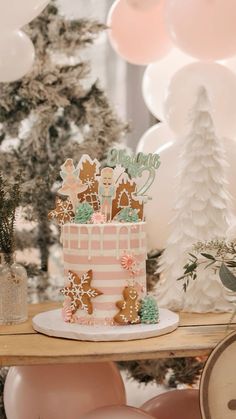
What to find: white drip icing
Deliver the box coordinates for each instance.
[100,226,104,255]
[69,224,72,250]
[64,222,146,259]
[77,225,81,249]
[138,225,142,250]
[127,224,131,252]
[117,225,130,259]
[116,225,122,259]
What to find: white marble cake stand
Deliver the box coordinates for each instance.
[32,308,179,342]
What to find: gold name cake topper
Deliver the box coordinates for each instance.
[48,150,161,225]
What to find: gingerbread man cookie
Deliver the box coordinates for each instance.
[114,286,140,325]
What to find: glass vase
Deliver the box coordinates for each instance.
[0,254,28,324]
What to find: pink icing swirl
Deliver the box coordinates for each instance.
[120,253,140,277]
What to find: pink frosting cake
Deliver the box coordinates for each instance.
[61,222,147,326]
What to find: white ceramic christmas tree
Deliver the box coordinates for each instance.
[157,87,233,312]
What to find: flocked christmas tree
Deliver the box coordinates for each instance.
[157,87,233,312]
[0,2,126,282]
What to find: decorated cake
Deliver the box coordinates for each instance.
[48,149,160,327]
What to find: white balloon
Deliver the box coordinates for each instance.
[164,61,236,139]
[137,122,176,154]
[0,31,35,82]
[223,56,236,74]
[143,133,236,250]
[0,0,49,31]
[142,48,194,120]
[137,123,177,249]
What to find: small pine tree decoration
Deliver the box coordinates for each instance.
[74,202,94,224]
[140,295,159,324]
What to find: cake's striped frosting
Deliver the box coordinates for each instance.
[62,222,147,325]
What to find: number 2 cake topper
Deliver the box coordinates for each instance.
[107,149,161,200]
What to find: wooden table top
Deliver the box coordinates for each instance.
[0,302,236,367]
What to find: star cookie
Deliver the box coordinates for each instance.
[48,197,74,225]
[60,270,103,315]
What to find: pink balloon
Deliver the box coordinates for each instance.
[165,0,236,60]
[107,0,172,65]
[142,389,201,419]
[81,405,155,419]
[126,0,159,11]
[4,363,126,419]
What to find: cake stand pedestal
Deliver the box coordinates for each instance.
[32,308,179,342]
[1,302,236,366]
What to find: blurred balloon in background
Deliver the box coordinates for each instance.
[137,123,178,250]
[142,389,201,419]
[81,405,155,419]
[142,49,194,120]
[165,0,236,61]
[0,0,49,32]
[126,0,159,11]
[164,62,236,139]
[4,363,126,419]
[107,0,172,65]
[0,30,35,82]
[0,0,50,82]
[137,123,176,155]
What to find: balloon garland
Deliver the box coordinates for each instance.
[165,0,236,61]
[107,0,236,252]
[108,0,236,311]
